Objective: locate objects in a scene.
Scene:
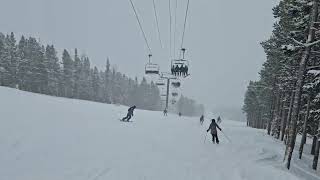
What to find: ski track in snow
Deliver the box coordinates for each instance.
[0,87,309,180]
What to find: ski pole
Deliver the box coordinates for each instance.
[204,132,208,144]
[221,130,231,143]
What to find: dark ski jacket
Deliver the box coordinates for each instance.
[128,106,136,116]
[207,122,221,135]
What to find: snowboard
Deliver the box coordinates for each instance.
[119,119,134,122]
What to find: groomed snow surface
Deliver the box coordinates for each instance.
[0,86,316,180]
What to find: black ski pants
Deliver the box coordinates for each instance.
[122,113,132,121]
[211,133,219,144]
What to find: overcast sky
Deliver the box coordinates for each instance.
[0,0,279,111]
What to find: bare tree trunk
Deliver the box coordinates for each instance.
[259,110,263,129]
[280,94,289,141]
[277,97,285,139]
[299,96,311,159]
[252,113,254,127]
[284,90,295,144]
[272,92,281,136]
[249,113,252,127]
[313,121,320,170]
[312,135,317,155]
[268,95,276,135]
[286,0,319,169]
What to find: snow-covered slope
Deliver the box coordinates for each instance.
[0,87,305,180]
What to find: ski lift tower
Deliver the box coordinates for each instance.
[160,72,180,110]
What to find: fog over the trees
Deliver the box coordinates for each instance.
[0,0,279,113]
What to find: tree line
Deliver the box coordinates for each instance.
[0,32,205,115]
[0,32,162,111]
[176,95,205,117]
[243,0,320,170]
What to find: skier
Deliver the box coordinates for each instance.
[182,65,187,76]
[163,109,168,116]
[178,65,183,76]
[200,115,204,125]
[171,65,174,75]
[179,112,182,117]
[121,105,136,121]
[207,119,222,144]
[174,65,179,76]
[185,66,189,77]
[217,116,222,124]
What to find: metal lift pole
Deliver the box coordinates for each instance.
[165,78,170,110]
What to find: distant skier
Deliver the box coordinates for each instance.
[179,112,182,117]
[163,109,168,116]
[207,119,222,144]
[121,105,136,121]
[200,115,204,125]
[217,116,222,124]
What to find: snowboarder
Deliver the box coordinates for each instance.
[163,109,168,116]
[217,116,222,124]
[207,119,222,144]
[121,105,136,121]
[200,115,204,125]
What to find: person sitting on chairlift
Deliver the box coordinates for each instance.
[185,66,188,76]
[183,65,186,76]
[179,65,183,76]
[174,65,179,76]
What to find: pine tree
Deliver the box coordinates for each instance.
[5,32,19,87]
[16,35,29,90]
[45,45,60,96]
[61,49,74,97]
[103,58,111,103]
[79,56,92,100]
[73,48,81,98]
[92,66,101,101]
[0,33,12,86]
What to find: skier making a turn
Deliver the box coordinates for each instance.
[217,116,222,124]
[121,105,136,121]
[200,115,204,125]
[163,109,168,116]
[207,119,222,144]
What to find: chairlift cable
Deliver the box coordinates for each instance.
[129,0,152,55]
[169,0,172,60]
[173,0,178,59]
[180,0,190,58]
[152,0,163,48]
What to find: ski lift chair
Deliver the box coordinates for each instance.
[156,78,166,86]
[172,92,179,97]
[171,80,181,88]
[171,99,177,104]
[145,63,160,75]
[171,48,190,77]
[171,59,190,77]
